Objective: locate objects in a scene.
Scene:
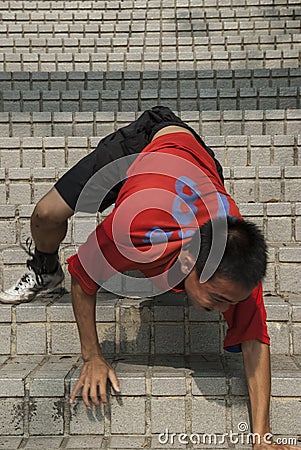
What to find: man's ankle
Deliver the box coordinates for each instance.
[31,249,59,274]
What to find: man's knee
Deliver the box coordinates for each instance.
[31,201,62,227]
[31,189,73,226]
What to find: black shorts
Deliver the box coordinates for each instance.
[55,106,224,212]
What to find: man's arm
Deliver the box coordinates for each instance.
[69,276,120,408]
[242,339,299,450]
[242,339,271,439]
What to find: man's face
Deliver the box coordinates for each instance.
[184,268,253,313]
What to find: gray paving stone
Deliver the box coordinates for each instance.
[267,217,292,243]
[0,304,12,322]
[70,400,105,435]
[279,248,301,263]
[29,397,64,435]
[16,300,47,323]
[290,295,301,322]
[230,397,251,437]
[0,325,11,355]
[30,355,78,397]
[264,295,289,321]
[192,397,227,434]
[190,323,221,353]
[268,323,290,354]
[0,398,24,435]
[152,372,186,396]
[151,397,186,434]
[111,397,145,434]
[108,435,147,448]
[271,398,301,435]
[65,435,103,448]
[111,370,146,396]
[22,436,64,448]
[279,265,301,292]
[292,324,301,354]
[192,373,227,396]
[272,370,301,396]
[0,436,23,449]
[0,356,43,397]
[50,323,81,354]
[154,324,185,354]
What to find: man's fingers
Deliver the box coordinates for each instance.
[70,379,83,404]
[98,380,108,405]
[89,382,100,406]
[108,369,121,392]
[81,381,92,409]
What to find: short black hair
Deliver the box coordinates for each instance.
[187,217,267,289]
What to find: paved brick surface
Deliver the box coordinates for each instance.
[0,0,301,443]
[0,353,300,440]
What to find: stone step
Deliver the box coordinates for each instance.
[0,0,299,13]
[0,34,301,54]
[1,50,300,72]
[0,353,300,439]
[1,9,300,23]
[1,23,301,39]
[0,33,301,56]
[1,69,300,91]
[0,292,300,356]
[0,137,300,168]
[0,110,300,137]
[0,201,300,294]
[1,87,300,113]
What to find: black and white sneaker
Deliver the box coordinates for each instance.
[0,264,64,305]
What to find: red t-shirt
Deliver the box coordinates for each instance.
[68,132,270,352]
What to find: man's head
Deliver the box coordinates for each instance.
[179,217,267,312]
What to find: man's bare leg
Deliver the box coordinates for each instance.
[0,188,74,303]
[31,187,74,254]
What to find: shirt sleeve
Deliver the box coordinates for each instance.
[67,219,137,296]
[222,282,270,353]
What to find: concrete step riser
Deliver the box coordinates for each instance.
[0,50,300,71]
[0,294,300,356]
[0,110,300,137]
[0,69,300,91]
[1,40,301,54]
[0,165,301,201]
[0,354,300,438]
[1,219,301,293]
[1,88,300,113]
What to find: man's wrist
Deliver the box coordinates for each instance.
[82,346,103,362]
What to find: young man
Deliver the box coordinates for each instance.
[0,107,298,449]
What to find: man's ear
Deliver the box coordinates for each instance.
[179,250,196,275]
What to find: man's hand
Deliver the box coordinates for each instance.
[70,355,121,409]
[70,277,121,408]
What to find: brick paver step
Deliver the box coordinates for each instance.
[1,87,300,113]
[1,23,301,39]
[0,0,299,445]
[1,69,300,91]
[0,353,300,438]
[0,0,299,12]
[0,110,300,137]
[1,8,300,23]
[0,34,301,54]
[0,201,300,295]
[0,293,300,357]
[1,49,300,71]
[0,137,300,169]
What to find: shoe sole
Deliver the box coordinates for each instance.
[0,277,64,305]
